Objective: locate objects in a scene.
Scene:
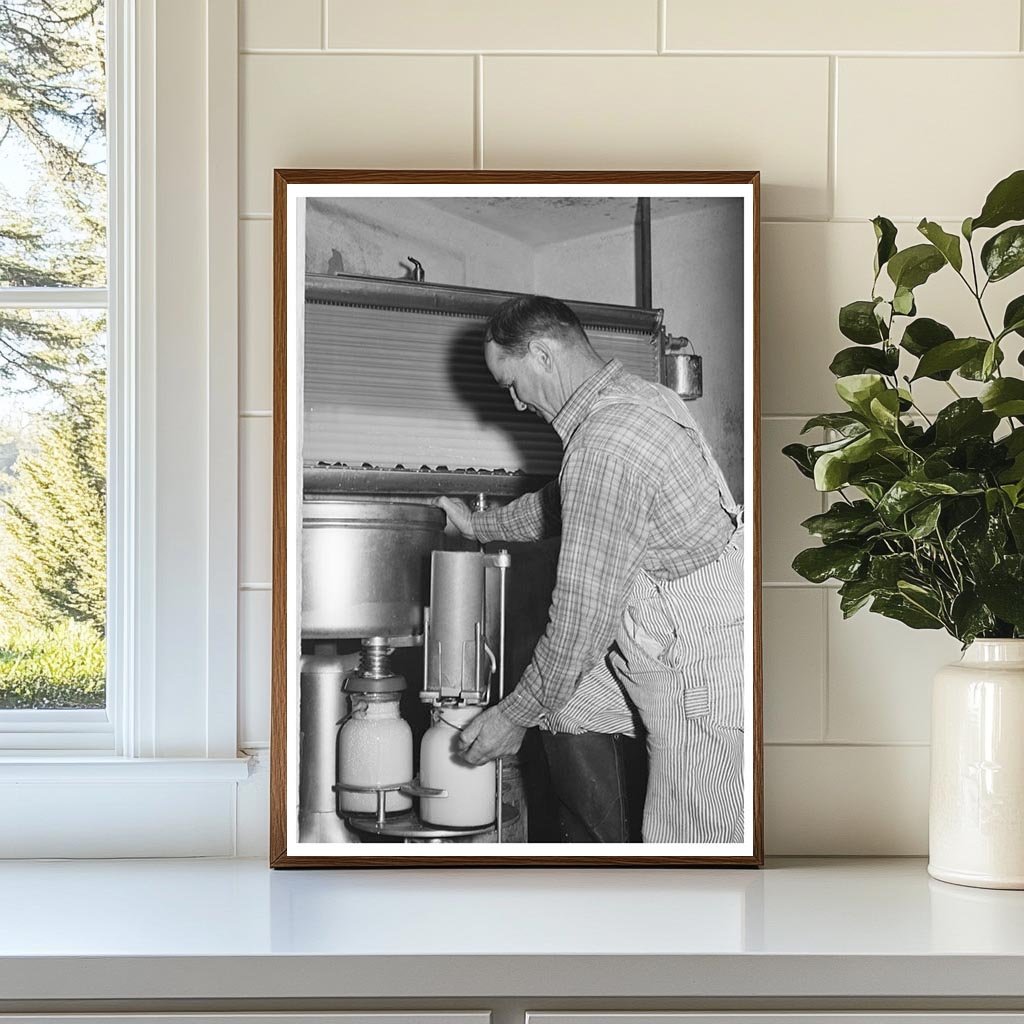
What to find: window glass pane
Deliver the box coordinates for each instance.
[0,309,106,709]
[0,1,107,288]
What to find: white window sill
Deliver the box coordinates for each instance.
[0,754,252,782]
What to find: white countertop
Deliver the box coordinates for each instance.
[1,857,1023,1002]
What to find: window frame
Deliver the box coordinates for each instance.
[0,0,247,857]
[0,2,118,749]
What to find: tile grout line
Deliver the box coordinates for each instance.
[474,55,484,169]
[1020,0,1024,51]
[766,740,931,748]
[237,47,1024,57]
[827,55,838,221]
[321,0,328,50]
[657,0,666,54]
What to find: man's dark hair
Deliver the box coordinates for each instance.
[484,295,588,356]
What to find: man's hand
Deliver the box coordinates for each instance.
[435,496,476,540]
[457,704,527,765]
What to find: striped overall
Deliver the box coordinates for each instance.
[545,384,745,844]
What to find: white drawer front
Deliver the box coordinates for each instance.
[0,1015,490,1024]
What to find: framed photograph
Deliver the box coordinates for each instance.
[270,170,762,867]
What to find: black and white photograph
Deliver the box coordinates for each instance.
[271,172,762,866]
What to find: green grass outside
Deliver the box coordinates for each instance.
[0,621,105,709]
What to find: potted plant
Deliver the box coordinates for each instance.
[785,169,1024,889]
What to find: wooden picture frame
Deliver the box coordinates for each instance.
[271,170,763,867]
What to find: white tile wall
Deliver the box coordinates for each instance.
[825,602,962,744]
[760,418,824,583]
[235,2,1024,854]
[240,55,475,213]
[835,58,1024,221]
[483,57,831,220]
[241,0,321,50]
[240,220,272,412]
[765,745,930,855]
[762,588,825,744]
[326,0,658,52]
[665,0,1021,53]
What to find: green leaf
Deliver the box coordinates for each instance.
[872,216,898,277]
[839,300,887,345]
[933,399,998,445]
[782,442,815,479]
[1008,508,1024,548]
[900,318,955,370]
[814,450,850,491]
[836,373,886,413]
[887,243,946,291]
[800,501,879,543]
[981,225,1024,283]
[980,378,1024,418]
[960,343,1004,381]
[868,389,902,431]
[917,219,963,272]
[976,579,1024,629]
[849,460,907,490]
[932,470,987,494]
[810,433,866,456]
[911,337,988,381]
[867,553,915,587]
[971,169,1024,232]
[950,593,996,644]
[892,286,916,316]
[829,345,899,378]
[838,579,881,617]
[800,412,866,435]
[962,216,974,241]
[985,487,1011,514]
[1004,295,1024,340]
[845,431,888,465]
[871,594,943,630]
[792,543,865,584]
[982,341,1001,381]
[908,500,942,540]
[877,479,958,523]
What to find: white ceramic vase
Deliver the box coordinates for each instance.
[929,639,1024,889]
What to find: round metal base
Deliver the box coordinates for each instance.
[346,804,519,842]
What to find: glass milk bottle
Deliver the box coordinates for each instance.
[336,693,412,815]
[420,705,496,828]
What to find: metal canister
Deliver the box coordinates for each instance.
[660,333,703,401]
[301,500,445,639]
[298,648,360,843]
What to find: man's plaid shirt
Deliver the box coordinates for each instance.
[471,359,734,728]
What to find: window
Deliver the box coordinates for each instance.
[0,0,245,856]
[0,0,110,746]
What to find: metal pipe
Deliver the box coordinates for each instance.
[496,550,509,844]
[635,198,652,309]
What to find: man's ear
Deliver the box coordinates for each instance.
[527,337,554,371]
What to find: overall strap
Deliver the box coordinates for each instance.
[585,382,742,526]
